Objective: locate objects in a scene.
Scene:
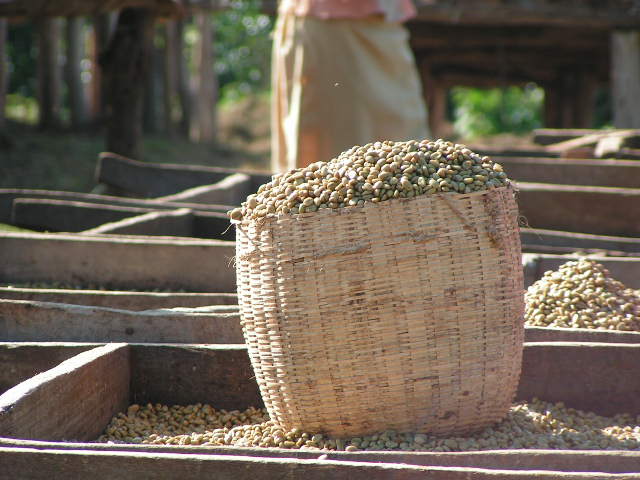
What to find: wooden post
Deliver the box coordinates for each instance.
[573,72,597,129]
[175,18,192,137]
[611,30,640,128]
[37,18,63,129]
[0,19,7,130]
[190,12,216,142]
[543,82,562,128]
[102,8,155,160]
[417,57,446,138]
[65,17,87,129]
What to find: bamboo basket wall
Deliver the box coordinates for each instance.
[235,185,524,437]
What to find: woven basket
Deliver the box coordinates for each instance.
[235,185,524,437]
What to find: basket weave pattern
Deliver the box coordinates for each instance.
[235,185,524,437]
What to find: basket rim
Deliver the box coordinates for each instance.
[232,183,516,229]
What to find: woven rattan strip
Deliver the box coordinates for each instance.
[235,184,523,437]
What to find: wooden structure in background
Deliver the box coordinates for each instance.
[0,0,220,158]
[408,0,640,136]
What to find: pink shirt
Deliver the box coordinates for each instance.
[279,0,416,23]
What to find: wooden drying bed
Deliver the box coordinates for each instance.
[2,342,640,477]
[0,232,236,292]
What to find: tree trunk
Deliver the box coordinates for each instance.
[143,29,162,134]
[89,13,116,124]
[65,17,87,129]
[175,18,192,137]
[37,18,63,129]
[102,8,155,159]
[190,12,216,142]
[0,19,8,129]
[611,30,640,128]
[163,20,178,135]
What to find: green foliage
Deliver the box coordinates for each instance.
[5,93,39,124]
[450,85,544,138]
[212,0,274,102]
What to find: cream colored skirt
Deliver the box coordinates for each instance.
[271,13,429,173]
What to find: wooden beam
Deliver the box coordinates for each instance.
[0,343,129,441]
[408,24,609,50]
[413,1,640,28]
[612,30,640,128]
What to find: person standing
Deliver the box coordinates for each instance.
[271,0,430,173]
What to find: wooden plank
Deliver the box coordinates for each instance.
[129,344,261,409]
[96,152,270,198]
[5,448,596,480]
[0,188,231,223]
[499,157,640,189]
[522,253,640,289]
[156,173,253,206]
[0,299,242,343]
[0,232,236,292]
[0,288,237,310]
[0,344,129,441]
[0,343,96,394]
[533,129,605,146]
[82,208,195,236]
[12,198,161,232]
[516,182,640,237]
[517,342,640,417]
[616,148,640,160]
[520,228,640,254]
[525,327,640,344]
[4,439,640,475]
[521,244,637,257]
[545,129,640,153]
